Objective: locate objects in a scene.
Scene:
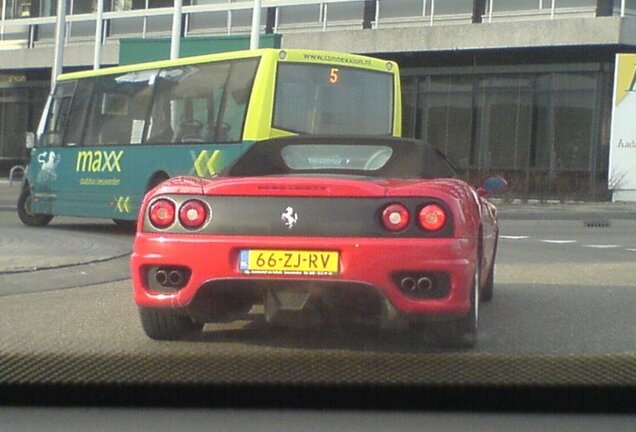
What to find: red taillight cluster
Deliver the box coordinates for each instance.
[179,200,208,229]
[148,199,176,229]
[381,202,447,232]
[381,204,410,232]
[418,204,447,231]
[148,198,209,230]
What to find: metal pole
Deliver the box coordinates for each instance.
[250,0,261,50]
[52,0,67,91]
[1,0,7,41]
[94,0,104,69]
[170,0,182,60]
[550,0,555,19]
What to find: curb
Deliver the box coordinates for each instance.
[0,252,131,275]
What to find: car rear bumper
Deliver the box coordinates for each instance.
[131,234,478,321]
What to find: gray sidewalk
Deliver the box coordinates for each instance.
[0,177,21,212]
[495,199,636,221]
[0,178,133,275]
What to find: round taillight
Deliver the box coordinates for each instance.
[381,203,410,232]
[179,200,208,229]
[148,199,176,229]
[418,204,447,231]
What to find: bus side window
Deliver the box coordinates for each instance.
[41,81,76,147]
[214,59,259,143]
[146,93,173,144]
[64,79,93,147]
[151,59,258,145]
[84,70,156,146]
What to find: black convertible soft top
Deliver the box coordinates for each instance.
[225,135,457,179]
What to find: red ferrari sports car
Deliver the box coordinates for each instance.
[131,136,507,347]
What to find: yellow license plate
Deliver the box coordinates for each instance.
[239,249,339,275]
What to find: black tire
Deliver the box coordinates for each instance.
[147,173,169,191]
[138,307,203,340]
[114,173,168,231]
[481,263,494,302]
[431,266,479,349]
[17,186,53,227]
[113,218,137,232]
[481,236,498,303]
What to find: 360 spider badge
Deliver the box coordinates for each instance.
[281,206,299,229]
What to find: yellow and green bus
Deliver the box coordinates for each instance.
[18,48,401,227]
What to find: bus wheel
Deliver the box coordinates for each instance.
[113,219,137,231]
[17,186,53,227]
[138,307,203,340]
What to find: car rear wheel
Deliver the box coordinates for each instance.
[112,218,136,231]
[481,236,497,302]
[17,186,53,227]
[431,266,479,348]
[138,307,203,340]
[481,263,495,302]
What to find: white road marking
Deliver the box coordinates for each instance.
[501,235,633,252]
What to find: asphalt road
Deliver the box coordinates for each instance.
[1,211,635,354]
[2,182,636,386]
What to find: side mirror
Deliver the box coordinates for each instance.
[25,132,36,149]
[477,176,509,197]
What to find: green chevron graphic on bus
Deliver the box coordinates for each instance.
[115,196,131,213]
[193,150,222,177]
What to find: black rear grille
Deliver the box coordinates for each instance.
[145,195,453,238]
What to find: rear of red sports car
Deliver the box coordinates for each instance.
[131,136,501,347]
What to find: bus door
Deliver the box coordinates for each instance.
[30,79,92,217]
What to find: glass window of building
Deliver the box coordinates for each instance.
[556,0,596,8]
[534,72,596,172]
[619,0,636,14]
[475,76,533,170]
[418,76,474,169]
[433,0,473,15]
[410,66,606,199]
[489,0,541,13]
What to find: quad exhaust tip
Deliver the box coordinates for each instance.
[155,269,169,286]
[417,276,433,291]
[153,267,189,289]
[400,275,434,294]
[400,277,417,292]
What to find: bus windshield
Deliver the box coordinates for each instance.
[274,63,393,135]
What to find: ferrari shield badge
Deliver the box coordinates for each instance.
[281,206,299,229]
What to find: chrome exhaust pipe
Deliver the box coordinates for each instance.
[155,269,169,286]
[168,270,184,287]
[400,277,417,292]
[417,276,433,292]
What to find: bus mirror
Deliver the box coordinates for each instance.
[25,132,36,149]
